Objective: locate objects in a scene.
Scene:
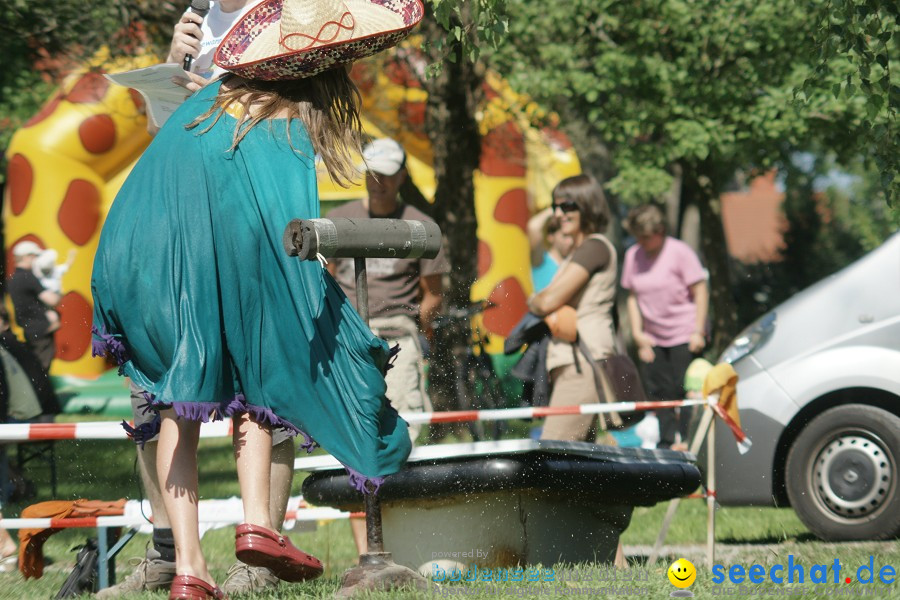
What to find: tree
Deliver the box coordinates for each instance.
[804,0,898,204]
[732,152,900,327]
[489,0,866,352]
[0,0,176,183]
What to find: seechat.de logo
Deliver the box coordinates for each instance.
[668,558,697,597]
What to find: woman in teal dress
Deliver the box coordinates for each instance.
[91,1,424,597]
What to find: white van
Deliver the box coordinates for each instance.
[710,232,900,540]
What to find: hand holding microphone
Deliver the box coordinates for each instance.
[180,0,210,71]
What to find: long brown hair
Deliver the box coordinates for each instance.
[187,69,363,186]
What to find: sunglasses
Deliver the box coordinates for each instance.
[552,200,580,213]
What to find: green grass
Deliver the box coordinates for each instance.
[2,425,898,599]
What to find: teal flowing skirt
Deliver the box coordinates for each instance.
[91,82,410,484]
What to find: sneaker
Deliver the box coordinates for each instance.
[94,548,175,598]
[221,562,280,595]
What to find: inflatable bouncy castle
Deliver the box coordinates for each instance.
[3,48,579,377]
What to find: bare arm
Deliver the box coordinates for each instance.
[688,280,709,353]
[527,261,590,317]
[418,273,443,342]
[627,292,656,363]
[526,207,554,267]
[39,289,61,309]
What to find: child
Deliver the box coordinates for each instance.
[32,249,75,332]
[90,1,424,597]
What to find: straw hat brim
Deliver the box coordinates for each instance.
[214,0,424,81]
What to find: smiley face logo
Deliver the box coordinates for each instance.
[668,558,697,588]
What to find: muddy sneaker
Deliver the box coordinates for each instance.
[221,562,280,595]
[94,548,175,598]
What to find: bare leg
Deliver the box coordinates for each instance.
[156,410,213,583]
[269,438,294,530]
[234,413,272,529]
[614,541,627,568]
[0,516,16,558]
[137,440,171,529]
[350,516,367,554]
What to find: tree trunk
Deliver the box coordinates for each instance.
[418,12,482,310]
[683,164,739,356]
[414,11,483,437]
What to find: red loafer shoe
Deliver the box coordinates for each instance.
[168,575,227,600]
[234,523,324,582]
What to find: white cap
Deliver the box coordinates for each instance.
[360,138,406,176]
[12,240,43,257]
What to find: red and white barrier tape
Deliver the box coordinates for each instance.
[0,420,233,442]
[0,506,350,530]
[0,399,708,442]
[402,398,707,424]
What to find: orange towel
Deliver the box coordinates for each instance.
[702,363,751,454]
[18,499,125,579]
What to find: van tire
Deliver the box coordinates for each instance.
[786,404,900,541]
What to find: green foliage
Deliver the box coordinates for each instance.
[732,152,899,327]
[428,0,508,66]
[0,0,177,183]
[490,0,868,205]
[803,0,898,204]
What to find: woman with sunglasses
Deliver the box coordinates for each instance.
[526,174,617,442]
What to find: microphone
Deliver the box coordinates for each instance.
[182,0,211,72]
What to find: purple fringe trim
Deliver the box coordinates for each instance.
[298,431,317,454]
[346,465,385,495]
[383,343,401,375]
[91,325,130,374]
[121,413,161,449]
[118,392,317,450]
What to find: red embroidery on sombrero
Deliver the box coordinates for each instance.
[280,12,355,51]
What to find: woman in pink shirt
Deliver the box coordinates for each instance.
[621,204,709,449]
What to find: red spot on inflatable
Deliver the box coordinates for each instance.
[67,72,110,104]
[56,291,93,361]
[59,180,101,246]
[128,89,145,111]
[399,101,426,134]
[78,114,117,154]
[482,82,500,101]
[385,59,423,89]
[480,121,526,177]
[483,278,528,337]
[5,235,45,281]
[25,94,62,127]
[493,188,529,232]
[541,127,574,151]
[7,154,33,216]
[477,240,492,278]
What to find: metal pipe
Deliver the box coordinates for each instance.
[284,217,443,561]
[283,218,442,261]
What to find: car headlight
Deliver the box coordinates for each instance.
[720,311,777,364]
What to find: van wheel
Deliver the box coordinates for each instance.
[786,404,900,540]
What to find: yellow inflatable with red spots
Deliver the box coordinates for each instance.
[3,57,155,376]
[4,51,578,376]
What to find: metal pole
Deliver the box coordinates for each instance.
[707,412,716,567]
[648,405,714,565]
[353,256,385,555]
[284,218,436,596]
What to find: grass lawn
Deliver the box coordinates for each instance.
[1,419,898,599]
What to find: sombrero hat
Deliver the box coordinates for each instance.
[214,0,424,81]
